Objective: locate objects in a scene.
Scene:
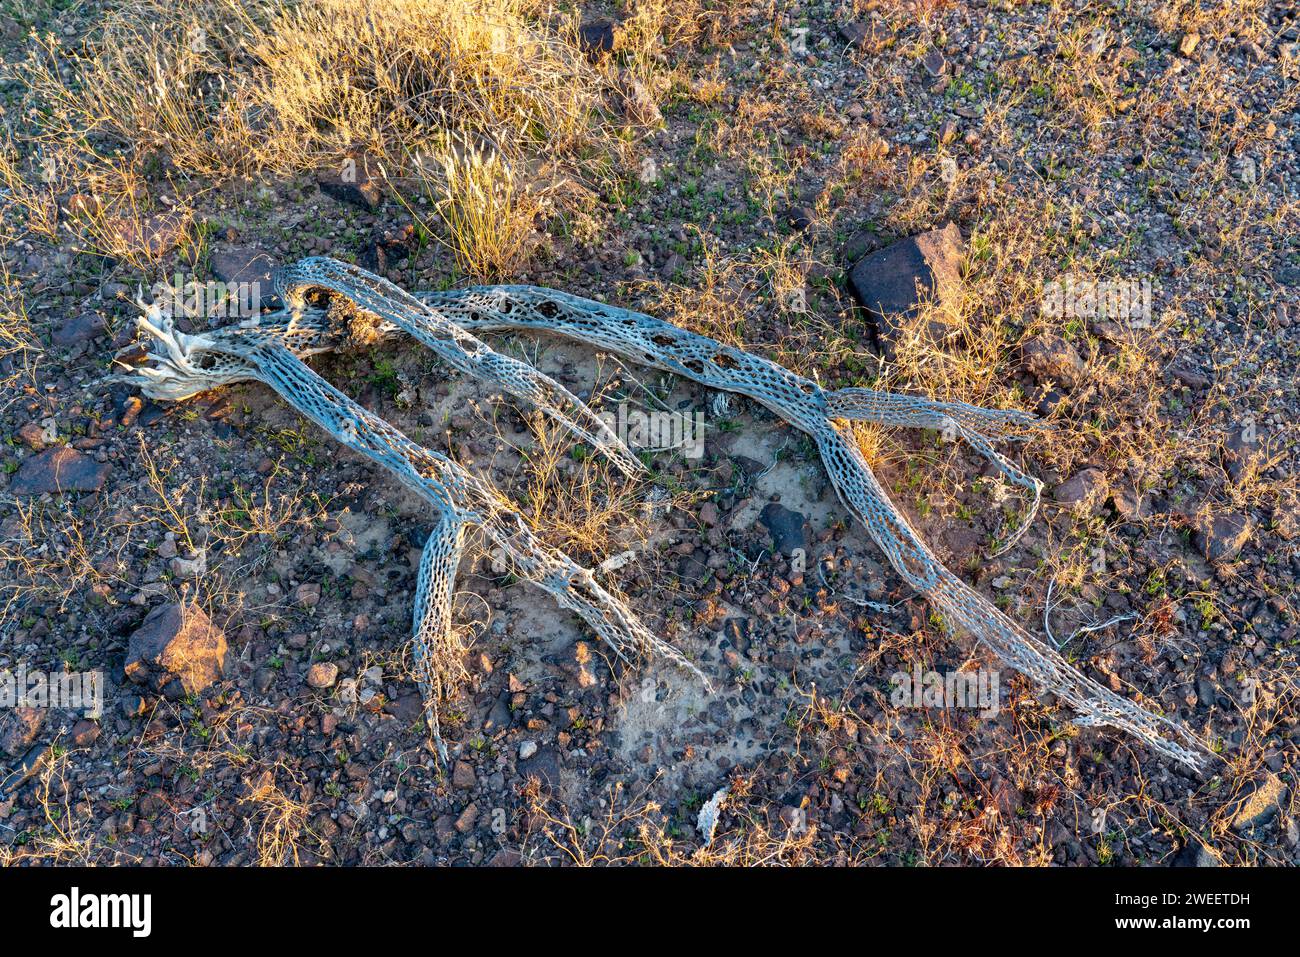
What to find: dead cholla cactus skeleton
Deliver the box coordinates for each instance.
[110,257,1213,772]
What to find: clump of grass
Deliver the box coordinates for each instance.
[22,2,261,179]
[524,778,841,866]
[515,407,669,565]
[0,249,38,411]
[430,140,544,282]
[637,230,754,347]
[242,763,317,867]
[25,0,620,180]
[17,0,636,276]
[245,0,615,172]
[615,0,711,87]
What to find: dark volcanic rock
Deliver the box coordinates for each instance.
[452,760,476,790]
[847,223,964,360]
[578,20,617,59]
[1223,420,1268,483]
[786,205,815,231]
[1192,512,1253,563]
[125,602,228,698]
[759,502,809,555]
[838,21,876,49]
[52,311,106,346]
[1172,838,1222,866]
[518,747,562,792]
[9,446,110,495]
[1170,364,1210,390]
[482,692,513,735]
[317,152,383,210]
[363,221,416,272]
[210,244,278,310]
[383,692,423,725]
[0,743,51,797]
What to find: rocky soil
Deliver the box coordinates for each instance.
[0,0,1297,865]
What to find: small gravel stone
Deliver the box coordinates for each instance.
[306,662,340,689]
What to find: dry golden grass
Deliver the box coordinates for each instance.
[523,776,842,866]
[0,430,321,644]
[247,0,611,172]
[241,762,318,866]
[636,227,831,361]
[397,139,545,282]
[0,494,128,625]
[616,0,720,88]
[0,139,59,242]
[21,3,261,178]
[3,0,1293,869]
[461,354,706,570]
[0,244,38,412]
[20,0,613,174]
[637,230,752,347]
[0,134,196,270]
[12,0,646,279]
[1150,0,1272,44]
[2,740,101,865]
[514,413,658,562]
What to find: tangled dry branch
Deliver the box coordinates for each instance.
[108,257,1213,772]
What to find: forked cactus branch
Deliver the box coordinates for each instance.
[109,257,1212,772]
[111,299,704,763]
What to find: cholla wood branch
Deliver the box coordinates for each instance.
[110,257,1212,772]
[112,263,702,762]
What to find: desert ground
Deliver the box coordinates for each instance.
[0,0,1297,866]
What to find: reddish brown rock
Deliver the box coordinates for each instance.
[0,707,45,757]
[294,582,322,608]
[453,802,479,834]
[305,662,339,689]
[110,211,188,260]
[70,719,101,748]
[1193,512,1253,563]
[1109,486,1150,521]
[1054,468,1108,511]
[17,422,49,451]
[1021,334,1087,388]
[452,760,476,790]
[125,602,228,698]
